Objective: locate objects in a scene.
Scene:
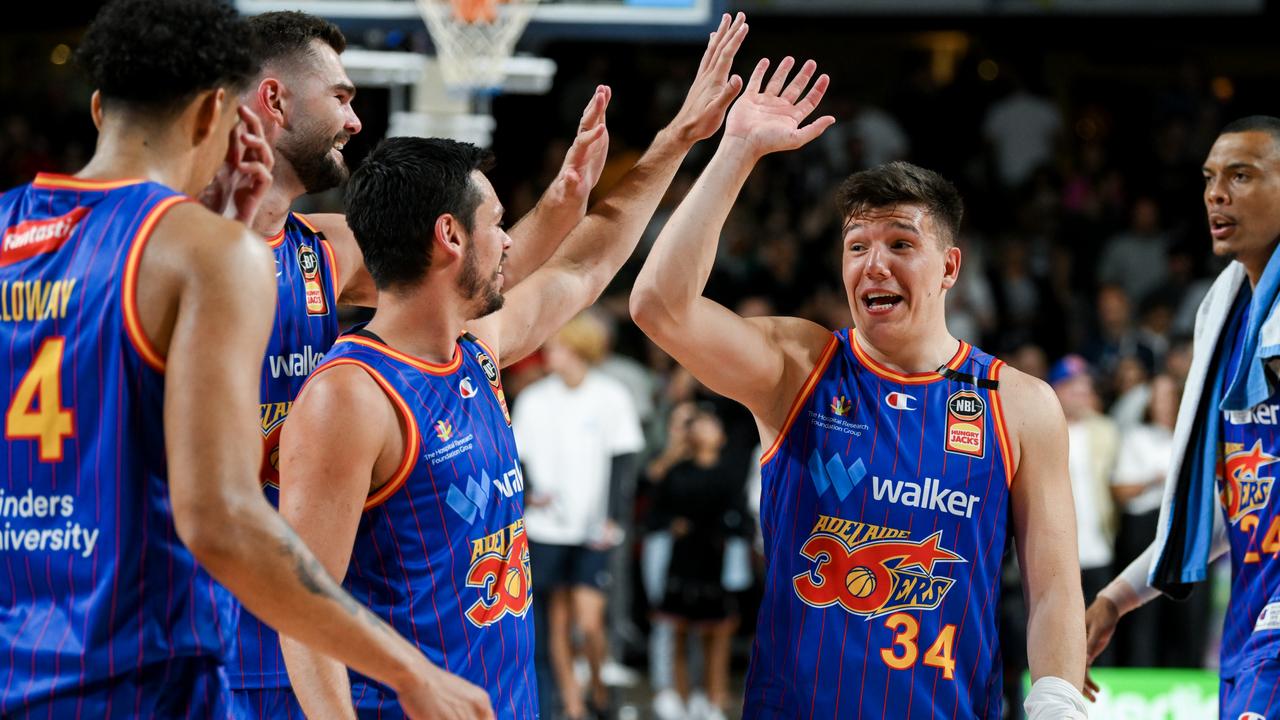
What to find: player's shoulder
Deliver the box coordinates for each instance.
[153,203,271,266]
[295,212,351,241]
[298,359,397,423]
[749,315,834,366]
[991,362,1066,443]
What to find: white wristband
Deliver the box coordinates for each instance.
[1024,676,1088,720]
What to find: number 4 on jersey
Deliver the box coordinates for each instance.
[6,337,75,462]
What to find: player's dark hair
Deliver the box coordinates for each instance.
[345,137,495,291]
[75,0,258,115]
[248,11,347,67]
[1220,116,1280,147]
[837,161,964,247]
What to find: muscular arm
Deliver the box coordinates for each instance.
[300,92,609,312]
[277,365,397,719]
[142,206,428,700]
[630,55,835,430]
[467,13,749,367]
[1002,367,1086,688]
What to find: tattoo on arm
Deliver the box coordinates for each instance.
[277,525,393,633]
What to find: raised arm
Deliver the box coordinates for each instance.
[302,88,609,309]
[143,207,450,716]
[1001,368,1088,719]
[630,55,835,425]
[466,12,749,366]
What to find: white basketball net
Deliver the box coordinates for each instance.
[416,0,541,94]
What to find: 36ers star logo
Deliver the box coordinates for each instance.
[793,515,965,617]
[464,522,532,627]
[1219,439,1279,526]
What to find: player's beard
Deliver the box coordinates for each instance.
[459,240,505,319]
[278,118,349,194]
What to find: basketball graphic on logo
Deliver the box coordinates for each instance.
[845,566,876,598]
[505,567,523,597]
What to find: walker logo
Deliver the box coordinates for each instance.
[459,377,478,399]
[434,419,453,442]
[871,475,981,518]
[465,519,531,627]
[446,472,492,524]
[446,467,525,523]
[884,392,916,411]
[830,396,852,416]
[809,450,867,502]
[792,514,964,618]
[1,206,88,267]
[1219,439,1278,526]
[267,345,323,379]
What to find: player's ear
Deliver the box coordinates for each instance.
[940,244,961,290]
[190,87,226,148]
[90,91,105,131]
[255,78,287,129]
[433,213,466,263]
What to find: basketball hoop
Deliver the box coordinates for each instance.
[416,0,541,95]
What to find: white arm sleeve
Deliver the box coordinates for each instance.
[1098,520,1230,615]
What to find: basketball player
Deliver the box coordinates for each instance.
[628,57,1087,718]
[275,13,749,717]
[0,1,488,717]
[224,14,609,716]
[1086,117,1280,719]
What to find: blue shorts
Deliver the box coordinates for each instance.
[230,687,305,720]
[9,658,232,719]
[1222,658,1280,720]
[529,541,610,592]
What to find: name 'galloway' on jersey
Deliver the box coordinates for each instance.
[1215,289,1280,678]
[304,329,536,719]
[229,212,341,691]
[745,328,1014,720]
[0,174,235,712]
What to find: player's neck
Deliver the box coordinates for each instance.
[253,163,307,237]
[77,128,200,196]
[364,284,467,366]
[855,323,959,376]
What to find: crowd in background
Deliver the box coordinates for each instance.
[0,25,1254,720]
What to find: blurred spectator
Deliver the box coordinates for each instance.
[982,70,1063,189]
[1097,197,1172,305]
[648,404,750,720]
[1050,354,1119,664]
[514,312,645,720]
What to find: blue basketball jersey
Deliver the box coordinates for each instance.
[1216,289,1280,678]
[228,212,340,691]
[745,329,1013,720]
[0,174,236,713]
[303,329,536,718]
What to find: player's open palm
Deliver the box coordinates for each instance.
[669,12,749,144]
[556,85,612,205]
[725,56,835,158]
[398,664,495,720]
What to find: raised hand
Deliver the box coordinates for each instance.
[724,56,835,159]
[668,12,749,145]
[198,105,275,226]
[552,85,611,206]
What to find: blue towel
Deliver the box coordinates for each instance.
[1152,286,1250,594]
[1222,246,1280,411]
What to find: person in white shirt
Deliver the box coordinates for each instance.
[513,310,644,720]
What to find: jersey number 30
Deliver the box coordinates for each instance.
[6,337,75,462]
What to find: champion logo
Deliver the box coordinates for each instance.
[884,392,916,411]
[808,450,867,502]
[459,377,478,398]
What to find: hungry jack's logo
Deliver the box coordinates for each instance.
[1219,439,1278,525]
[465,519,531,627]
[793,514,964,617]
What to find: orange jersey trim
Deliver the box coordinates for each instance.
[33,173,146,192]
[759,335,840,466]
[121,195,190,372]
[319,238,341,303]
[292,213,321,235]
[468,334,500,368]
[263,227,286,249]
[300,358,421,511]
[850,331,970,385]
[987,359,1016,487]
[333,335,463,376]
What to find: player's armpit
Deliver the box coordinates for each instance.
[1002,367,1087,688]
